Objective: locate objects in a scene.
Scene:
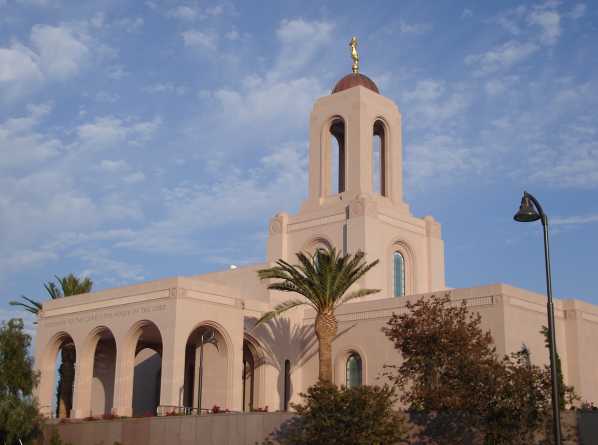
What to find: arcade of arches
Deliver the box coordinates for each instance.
[37,317,269,418]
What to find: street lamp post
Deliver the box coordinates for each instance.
[514,191,562,445]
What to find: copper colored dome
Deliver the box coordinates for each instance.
[331,73,379,94]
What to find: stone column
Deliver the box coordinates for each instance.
[112,336,135,416]
[71,338,94,418]
[159,325,187,410]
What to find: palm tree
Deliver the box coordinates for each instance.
[256,246,380,383]
[9,273,93,316]
[9,273,92,418]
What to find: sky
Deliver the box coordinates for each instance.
[1,0,597,329]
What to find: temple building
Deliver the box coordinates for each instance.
[34,51,598,419]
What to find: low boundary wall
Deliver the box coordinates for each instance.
[41,410,598,445]
[41,412,295,445]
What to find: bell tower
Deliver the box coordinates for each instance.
[267,39,446,299]
[302,72,408,213]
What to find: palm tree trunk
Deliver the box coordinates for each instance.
[57,345,76,418]
[315,311,338,383]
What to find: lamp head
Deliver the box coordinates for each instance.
[514,192,541,222]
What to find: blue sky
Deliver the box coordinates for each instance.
[1,0,597,328]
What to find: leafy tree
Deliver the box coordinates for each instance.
[540,325,579,409]
[0,319,42,445]
[265,383,408,445]
[383,294,556,444]
[9,274,92,418]
[256,246,379,382]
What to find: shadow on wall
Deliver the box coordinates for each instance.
[247,316,315,410]
[247,315,360,409]
[132,348,161,416]
[91,336,117,416]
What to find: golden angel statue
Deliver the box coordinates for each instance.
[349,36,359,73]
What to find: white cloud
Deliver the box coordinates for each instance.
[210,76,325,128]
[106,65,128,79]
[552,214,598,226]
[0,44,43,101]
[484,75,519,96]
[78,249,145,285]
[272,18,334,80]
[30,24,89,80]
[206,5,224,16]
[168,5,198,21]
[0,43,42,83]
[568,4,586,19]
[181,30,218,50]
[99,159,129,173]
[123,171,145,184]
[465,40,539,76]
[225,29,240,41]
[76,116,161,150]
[406,134,486,186]
[116,141,308,253]
[15,0,56,6]
[495,5,528,35]
[399,21,431,35]
[0,23,90,102]
[90,12,105,29]
[0,170,99,246]
[95,91,119,103]
[114,17,144,33]
[0,103,62,169]
[142,82,186,95]
[402,80,469,126]
[528,8,560,45]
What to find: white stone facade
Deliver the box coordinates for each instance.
[34,77,598,419]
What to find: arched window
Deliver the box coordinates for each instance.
[373,120,386,196]
[329,118,345,194]
[346,353,362,388]
[393,251,405,297]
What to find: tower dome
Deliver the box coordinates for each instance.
[331,72,379,94]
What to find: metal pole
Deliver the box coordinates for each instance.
[198,334,204,415]
[541,214,562,445]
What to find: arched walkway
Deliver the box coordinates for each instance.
[90,328,117,416]
[131,322,163,416]
[183,324,229,413]
[37,332,77,419]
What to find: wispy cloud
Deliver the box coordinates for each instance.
[399,21,431,35]
[465,40,539,77]
[552,214,598,226]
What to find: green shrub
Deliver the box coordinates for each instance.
[265,382,407,445]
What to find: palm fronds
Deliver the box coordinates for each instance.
[9,273,94,317]
[256,246,380,325]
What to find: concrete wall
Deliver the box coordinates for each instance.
[42,413,295,445]
[41,411,598,445]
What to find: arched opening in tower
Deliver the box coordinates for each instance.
[330,118,346,194]
[373,120,386,196]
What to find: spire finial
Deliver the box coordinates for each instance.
[349,36,359,73]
